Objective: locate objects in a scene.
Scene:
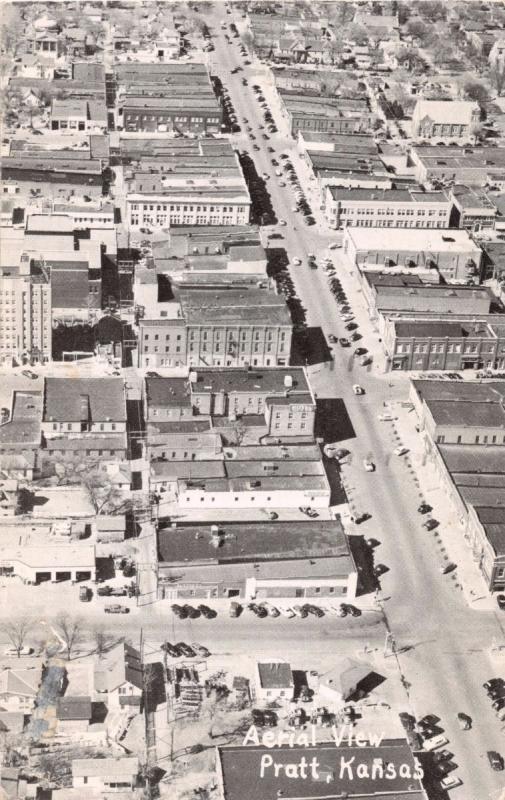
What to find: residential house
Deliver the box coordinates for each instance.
[95,642,143,710]
[56,696,92,733]
[0,665,42,713]
[71,757,139,792]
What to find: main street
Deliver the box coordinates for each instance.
[203,8,505,798]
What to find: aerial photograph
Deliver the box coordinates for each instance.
[1,0,505,797]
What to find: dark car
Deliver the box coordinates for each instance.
[342,604,362,617]
[418,503,431,514]
[183,605,200,619]
[497,594,505,610]
[355,512,370,524]
[355,348,367,356]
[484,679,504,691]
[97,585,114,596]
[146,371,160,378]
[423,518,439,530]
[249,603,268,618]
[345,322,358,331]
[263,709,278,727]
[171,604,188,619]
[339,338,350,347]
[252,708,265,725]
[488,751,504,770]
[161,641,180,658]
[175,642,196,658]
[302,604,324,617]
[198,604,217,619]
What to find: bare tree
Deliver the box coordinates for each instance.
[55,614,83,661]
[1,618,33,658]
[93,627,112,659]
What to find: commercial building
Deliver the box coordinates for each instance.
[138,288,292,369]
[411,99,480,142]
[151,447,331,509]
[157,520,357,600]
[449,185,497,232]
[50,98,107,132]
[255,661,294,702]
[325,187,451,230]
[384,318,505,372]
[41,377,127,444]
[343,226,483,282]
[0,525,96,584]
[410,144,505,188]
[217,740,427,800]
[124,140,250,230]
[410,380,505,591]
[0,258,52,366]
[362,272,492,320]
[145,367,314,440]
[279,92,373,136]
[115,62,222,134]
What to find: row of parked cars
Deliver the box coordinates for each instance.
[171,604,217,619]
[161,641,211,659]
[277,153,315,225]
[245,602,361,619]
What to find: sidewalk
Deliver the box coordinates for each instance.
[388,397,494,610]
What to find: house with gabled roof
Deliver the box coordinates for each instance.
[0,664,42,713]
[95,642,143,709]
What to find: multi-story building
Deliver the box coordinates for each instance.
[410,379,505,592]
[411,100,480,143]
[279,92,373,136]
[41,378,127,443]
[325,187,451,230]
[115,62,222,134]
[449,185,497,232]
[138,288,292,369]
[124,140,250,231]
[384,318,505,371]
[0,256,51,366]
[343,226,483,282]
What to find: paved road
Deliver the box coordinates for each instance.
[204,9,505,798]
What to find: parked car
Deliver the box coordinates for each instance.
[97,585,113,596]
[488,751,504,771]
[423,733,449,750]
[354,513,370,524]
[104,604,130,614]
[183,605,200,619]
[418,503,431,514]
[278,606,295,618]
[249,603,268,618]
[161,641,179,658]
[191,643,211,658]
[229,601,242,617]
[175,642,196,658]
[302,604,324,618]
[497,594,505,610]
[423,518,439,530]
[21,370,38,379]
[4,646,33,657]
[393,446,408,457]
[363,459,375,472]
[171,604,188,619]
[440,562,457,575]
[292,605,308,618]
[79,586,92,602]
[198,604,217,619]
[440,775,462,789]
[342,604,362,617]
[353,384,364,395]
[299,506,319,517]
[377,412,394,421]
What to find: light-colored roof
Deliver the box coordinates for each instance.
[414,99,479,124]
[346,226,482,254]
[72,757,139,779]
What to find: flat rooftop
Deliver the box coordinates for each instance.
[395,320,492,339]
[330,187,447,203]
[158,519,349,564]
[189,367,309,395]
[413,144,505,170]
[346,226,482,253]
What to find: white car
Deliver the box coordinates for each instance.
[326,605,347,617]
[363,459,375,472]
[4,646,33,657]
[292,257,302,266]
[353,385,364,395]
[279,219,287,226]
[423,733,449,751]
[377,412,394,422]
[393,446,408,456]
[440,775,462,790]
[278,607,296,618]
[275,169,282,176]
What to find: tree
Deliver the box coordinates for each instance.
[414,0,446,21]
[463,81,490,107]
[1,618,32,658]
[345,23,369,47]
[93,627,112,659]
[47,455,131,515]
[55,614,83,661]
[406,19,429,42]
[395,46,425,73]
